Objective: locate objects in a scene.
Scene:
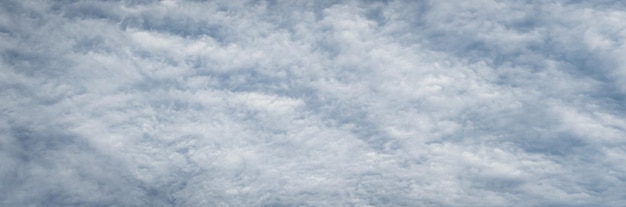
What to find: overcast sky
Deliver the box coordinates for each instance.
[1,0,626,206]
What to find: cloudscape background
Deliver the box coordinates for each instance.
[1,0,626,206]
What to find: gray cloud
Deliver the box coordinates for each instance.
[1,0,625,206]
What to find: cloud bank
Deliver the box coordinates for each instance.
[1,0,625,206]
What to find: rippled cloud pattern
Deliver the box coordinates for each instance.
[1,0,626,206]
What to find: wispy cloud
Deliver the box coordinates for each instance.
[1,0,625,206]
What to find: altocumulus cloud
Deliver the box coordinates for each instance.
[1,0,625,206]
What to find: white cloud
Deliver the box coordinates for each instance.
[1,0,626,206]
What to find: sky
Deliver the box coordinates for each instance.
[1,0,626,206]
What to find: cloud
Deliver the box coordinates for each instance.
[1,0,625,206]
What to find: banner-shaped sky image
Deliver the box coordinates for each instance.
[1,0,626,206]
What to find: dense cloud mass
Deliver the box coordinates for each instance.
[1,0,626,206]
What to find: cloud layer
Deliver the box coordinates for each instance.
[1,0,625,206]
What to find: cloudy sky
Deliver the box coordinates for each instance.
[1,0,626,206]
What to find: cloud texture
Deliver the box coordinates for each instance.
[1,0,626,206]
